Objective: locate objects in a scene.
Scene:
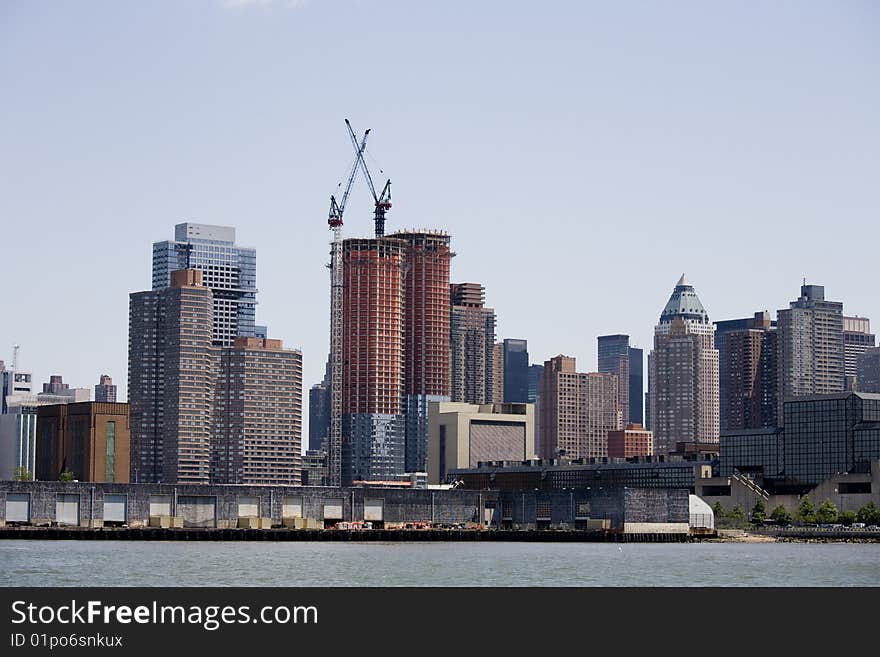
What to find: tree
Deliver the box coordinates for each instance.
[796,496,816,524]
[816,499,839,524]
[59,471,75,482]
[751,499,766,523]
[711,501,725,518]
[857,502,879,526]
[840,511,857,526]
[770,505,792,525]
[729,505,745,520]
[13,467,32,481]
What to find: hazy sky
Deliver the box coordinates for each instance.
[1,1,878,439]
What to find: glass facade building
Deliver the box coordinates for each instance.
[503,339,529,404]
[152,223,257,347]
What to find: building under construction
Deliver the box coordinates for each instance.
[341,237,407,484]
[393,230,453,472]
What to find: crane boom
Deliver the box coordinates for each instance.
[329,125,370,229]
[345,119,392,237]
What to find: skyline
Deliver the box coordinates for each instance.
[2,1,879,443]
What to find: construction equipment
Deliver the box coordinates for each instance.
[325,122,370,487]
[345,119,392,237]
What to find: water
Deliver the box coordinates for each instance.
[2,541,879,586]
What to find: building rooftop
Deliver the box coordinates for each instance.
[660,273,710,324]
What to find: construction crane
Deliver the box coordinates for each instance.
[345,119,392,237]
[329,125,370,230]
[325,121,369,487]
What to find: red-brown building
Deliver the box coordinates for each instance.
[607,423,654,458]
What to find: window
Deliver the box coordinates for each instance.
[105,421,116,482]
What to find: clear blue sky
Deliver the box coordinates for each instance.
[2,1,878,438]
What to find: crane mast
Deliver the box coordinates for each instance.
[326,122,369,487]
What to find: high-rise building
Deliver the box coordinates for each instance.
[598,335,631,426]
[648,275,719,454]
[129,269,216,484]
[843,316,875,391]
[392,231,452,473]
[857,348,880,394]
[527,364,544,404]
[94,374,117,403]
[35,402,130,483]
[628,347,644,426]
[301,449,328,486]
[450,283,496,405]
[309,382,330,452]
[213,337,302,485]
[714,311,778,431]
[491,342,505,403]
[152,222,257,347]
[607,423,654,458]
[776,283,845,418]
[341,237,407,484]
[538,355,620,460]
[502,339,529,404]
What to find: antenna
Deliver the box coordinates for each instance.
[12,344,20,371]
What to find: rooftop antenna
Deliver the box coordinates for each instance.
[12,344,20,371]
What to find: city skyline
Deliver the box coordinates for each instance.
[2,2,879,445]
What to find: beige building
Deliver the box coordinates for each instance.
[492,342,505,403]
[538,355,621,461]
[427,401,535,484]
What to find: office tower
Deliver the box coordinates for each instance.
[35,402,130,482]
[503,339,529,403]
[152,222,257,347]
[648,275,719,454]
[0,404,37,480]
[129,269,216,484]
[94,374,117,403]
[607,423,654,458]
[341,237,407,484]
[309,382,330,452]
[491,342,504,403]
[714,311,778,431]
[450,283,496,405]
[856,348,880,393]
[776,283,845,418]
[843,316,875,391]
[38,375,90,404]
[213,337,302,485]
[538,355,620,460]
[644,391,651,430]
[720,392,880,489]
[598,335,631,426]
[628,347,644,425]
[1,359,33,415]
[427,401,536,484]
[527,364,544,404]
[392,231,452,473]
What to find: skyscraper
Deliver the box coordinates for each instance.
[309,382,330,452]
[537,355,620,460]
[527,364,544,404]
[341,237,407,483]
[129,269,216,484]
[503,339,529,403]
[648,275,719,454]
[776,283,845,418]
[714,311,777,431]
[1,359,33,415]
[94,374,117,403]
[598,335,631,426]
[843,316,875,391]
[152,223,257,347]
[213,337,302,485]
[450,283,496,405]
[628,347,644,425]
[392,230,452,473]
[857,348,880,393]
[491,342,504,403]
